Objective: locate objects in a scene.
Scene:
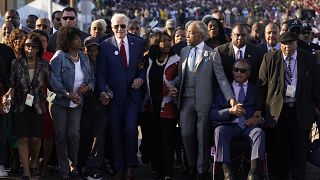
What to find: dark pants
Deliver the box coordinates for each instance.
[0,115,7,165]
[85,103,108,172]
[267,104,310,180]
[150,98,177,177]
[50,104,82,176]
[109,100,140,170]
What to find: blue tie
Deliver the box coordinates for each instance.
[238,84,246,129]
[188,47,197,71]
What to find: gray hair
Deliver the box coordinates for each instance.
[91,19,107,34]
[111,13,129,26]
[191,21,209,40]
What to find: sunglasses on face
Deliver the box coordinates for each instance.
[113,24,127,29]
[5,16,17,20]
[233,68,248,73]
[55,17,61,21]
[36,24,49,29]
[24,44,39,49]
[62,16,76,20]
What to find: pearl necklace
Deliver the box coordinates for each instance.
[70,52,79,60]
[155,56,168,66]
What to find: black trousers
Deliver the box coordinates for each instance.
[150,98,177,177]
[267,104,310,180]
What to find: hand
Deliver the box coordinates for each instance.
[169,86,178,97]
[99,92,110,105]
[244,116,261,127]
[78,84,90,94]
[69,92,81,105]
[228,104,246,117]
[131,78,143,89]
[229,98,238,107]
[2,89,13,105]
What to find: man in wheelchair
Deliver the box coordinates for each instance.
[210,59,265,180]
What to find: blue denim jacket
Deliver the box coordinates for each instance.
[50,50,95,107]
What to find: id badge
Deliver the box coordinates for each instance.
[25,94,34,107]
[285,85,296,97]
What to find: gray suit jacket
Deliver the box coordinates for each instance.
[174,43,234,112]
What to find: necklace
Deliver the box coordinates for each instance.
[70,52,79,60]
[155,56,168,66]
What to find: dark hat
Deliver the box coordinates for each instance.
[302,22,312,31]
[278,31,299,43]
[287,19,302,34]
[84,36,99,47]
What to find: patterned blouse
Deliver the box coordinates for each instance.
[10,56,50,114]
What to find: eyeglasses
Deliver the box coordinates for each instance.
[113,24,127,29]
[36,24,49,29]
[62,16,76,20]
[55,17,61,21]
[233,68,249,73]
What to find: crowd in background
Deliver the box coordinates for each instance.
[0,1,319,180]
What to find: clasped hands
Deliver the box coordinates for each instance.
[229,99,263,127]
[67,84,90,105]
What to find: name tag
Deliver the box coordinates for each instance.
[285,85,296,97]
[25,94,34,107]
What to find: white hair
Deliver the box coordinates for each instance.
[111,13,129,26]
[91,19,107,34]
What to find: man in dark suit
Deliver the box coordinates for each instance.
[96,13,145,180]
[299,22,320,54]
[48,7,89,53]
[216,24,264,83]
[254,32,320,180]
[259,22,281,54]
[210,59,265,180]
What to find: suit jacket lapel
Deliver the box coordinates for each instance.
[128,36,135,68]
[181,46,191,78]
[244,82,253,103]
[244,44,253,59]
[228,43,235,60]
[194,44,210,71]
[278,51,285,92]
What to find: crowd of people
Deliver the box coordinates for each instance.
[0,1,320,180]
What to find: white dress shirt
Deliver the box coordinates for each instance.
[233,45,246,60]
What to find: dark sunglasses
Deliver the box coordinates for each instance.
[233,68,248,73]
[62,16,76,20]
[55,17,61,21]
[113,24,126,29]
[5,16,17,20]
[36,24,49,29]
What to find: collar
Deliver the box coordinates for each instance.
[115,36,129,46]
[267,43,280,51]
[232,44,246,54]
[282,49,297,61]
[192,41,205,50]
[232,80,248,87]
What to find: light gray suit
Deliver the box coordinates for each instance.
[174,43,234,174]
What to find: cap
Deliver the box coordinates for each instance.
[287,19,302,34]
[278,31,299,43]
[84,36,99,47]
[165,19,176,29]
[302,22,312,31]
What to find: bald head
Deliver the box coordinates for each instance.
[264,23,280,47]
[35,17,51,34]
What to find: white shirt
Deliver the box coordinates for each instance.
[282,50,298,102]
[233,45,246,60]
[231,80,248,124]
[115,36,130,66]
[70,60,84,108]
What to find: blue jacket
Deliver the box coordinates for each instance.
[50,50,95,107]
[209,82,256,125]
[96,35,145,106]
